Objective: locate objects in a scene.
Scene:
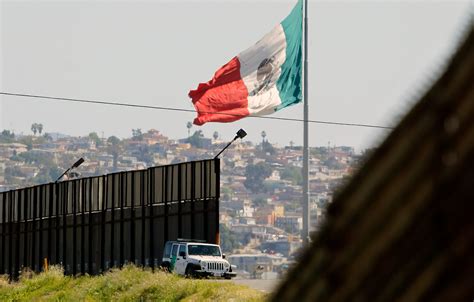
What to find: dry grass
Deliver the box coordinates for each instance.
[0,265,265,302]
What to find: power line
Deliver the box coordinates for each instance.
[0,91,394,130]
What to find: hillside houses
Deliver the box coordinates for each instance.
[0,128,358,276]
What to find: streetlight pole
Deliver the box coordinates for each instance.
[55,157,85,183]
[214,129,247,159]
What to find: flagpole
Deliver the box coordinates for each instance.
[302,0,310,244]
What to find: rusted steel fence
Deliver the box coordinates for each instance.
[0,159,220,278]
[273,25,474,302]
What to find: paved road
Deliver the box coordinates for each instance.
[215,278,281,293]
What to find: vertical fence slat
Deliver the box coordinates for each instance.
[48,185,53,265]
[141,170,146,266]
[177,165,182,239]
[72,180,77,275]
[39,186,44,272]
[110,174,115,268]
[163,167,168,244]
[15,191,21,278]
[203,161,209,242]
[149,168,154,269]
[55,185,59,264]
[1,194,5,273]
[215,159,220,244]
[120,172,125,267]
[191,162,196,239]
[22,189,28,273]
[101,175,106,272]
[8,192,13,276]
[81,179,86,274]
[130,172,135,264]
[88,178,94,274]
[62,183,68,273]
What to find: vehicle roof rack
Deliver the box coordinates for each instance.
[176,238,207,243]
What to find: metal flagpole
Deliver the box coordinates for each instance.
[302,0,310,244]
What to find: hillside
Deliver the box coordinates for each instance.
[0,265,265,302]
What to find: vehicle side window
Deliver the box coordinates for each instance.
[171,244,179,257]
[164,242,172,258]
[179,244,186,256]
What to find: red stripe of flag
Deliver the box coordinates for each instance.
[188,57,249,125]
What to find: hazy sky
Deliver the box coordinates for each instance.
[0,0,471,151]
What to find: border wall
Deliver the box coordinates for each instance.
[273,24,474,302]
[0,159,220,278]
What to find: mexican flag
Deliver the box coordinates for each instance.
[189,0,303,125]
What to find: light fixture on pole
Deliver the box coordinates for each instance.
[214,129,247,159]
[55,157,85,183]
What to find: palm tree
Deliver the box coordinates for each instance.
[107,136,122,171]
[31,123,38,136]
[186,122,193,137]
[37,124,43,135]
[290,140,294,149]
[261,131,267,143]
[213,131,219,142]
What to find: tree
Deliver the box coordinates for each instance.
[213,131,219,141]
[107,136,122,170]
[37,123,43,135]
[244,162,273,193]
[253,197,267,208]
[224,158,235,169]
[281,166,303,185]
[261,131,267,143]
[5,166,26,178]
[323,156,345,170]
[48,167,63,181]
[43,133,53,142]
[136,145,154,166]
[132,128,143,141]
[107,135,120,146]
[221,187,234,201]
[0,130,15,143]
[186,122,193,137]
[33,168,53,185]
[19,136,34,150]
[88,132,101,147]
[219,224,241,253]
[261,141,276,155]
[17,150,55,166]
[31,123,38,136]
[187,130,205,148]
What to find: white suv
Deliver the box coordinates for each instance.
[161,241,236,279]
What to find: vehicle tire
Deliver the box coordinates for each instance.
[185,265,196,278]
[161,262,171,272]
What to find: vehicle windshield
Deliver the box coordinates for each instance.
[188,244,221,256]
